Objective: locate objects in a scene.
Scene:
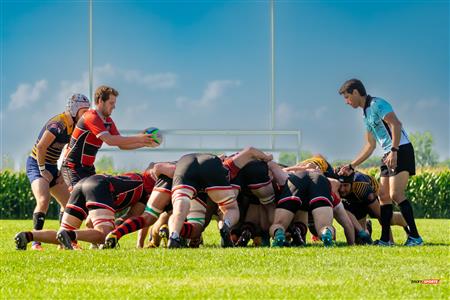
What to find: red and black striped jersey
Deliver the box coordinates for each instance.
[31,112,73,165]
[108,172,156,212]
[64,109,119,167]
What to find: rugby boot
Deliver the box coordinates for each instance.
[56,230,74,250]
[235,229,252,247]
[104,232,119,249]
[167,237,182,249]
[404,236,424,246]
[290,226,306,247]
[373,239,394,247]
[272,228,286,247]
[220,223,234,248]
[159,225,169,248]
[14,232,31,250]
[320,227,334,247]
[357,230,373,245]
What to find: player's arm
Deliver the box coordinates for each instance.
[349,130,376,169]
[267,161,289,185]
[231,147,273,168]
[35,130,57,182]
[100,133,156,149]
[153,162,176,178]
[333,203,355,245]
[382,112,402,169]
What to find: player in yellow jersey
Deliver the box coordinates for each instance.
[21,94,90,250]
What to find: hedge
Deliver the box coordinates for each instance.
[1,169,449,219]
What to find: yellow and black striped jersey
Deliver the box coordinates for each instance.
[301,156,335,178]
[31,113,73,165]
[345,172,379,203]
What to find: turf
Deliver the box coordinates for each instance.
[0,219,448,299]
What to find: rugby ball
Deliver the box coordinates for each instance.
[143,127,163,145]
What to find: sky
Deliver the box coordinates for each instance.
[1,0,449,170]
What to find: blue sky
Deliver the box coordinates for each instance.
[1,1,449,170]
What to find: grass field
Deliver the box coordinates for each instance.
[0,219,448,299]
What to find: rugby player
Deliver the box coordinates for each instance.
[14,164,156,250]
[168,147,273,248]
[339,79,423,246]
[268,162,337,247]
[337,168,409,244]
[61,85,158,190]
[24,94,90,250]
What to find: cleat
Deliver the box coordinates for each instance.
[104,232,119,249]
[404,236,424,246]
[236,229,252,247]
[373,239,394,247]
[272,228,286,247]
[56,230,74,250]
[291,226,306,247]
[31,242,44,251]
[168,237,182,248]
[220,224,234,248]
[320,228,334,247]
[311,234,320,242]
[357,230,373,245]
[159,225,169,248]
[14,232,30,250]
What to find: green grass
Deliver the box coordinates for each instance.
[0,219,449,299]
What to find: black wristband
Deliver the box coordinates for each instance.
[348,164,354,171]
[390,147,399,152]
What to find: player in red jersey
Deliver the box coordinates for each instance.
[24,94,90,250]
[61,85,159,189]
[14,165,156,250]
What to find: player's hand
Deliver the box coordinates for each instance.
[338,165,354,176]
[384,151,397,171]
[40,170,54,183]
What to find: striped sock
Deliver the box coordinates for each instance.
[115,216,146,239]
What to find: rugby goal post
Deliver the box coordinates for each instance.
[100,129,302,162]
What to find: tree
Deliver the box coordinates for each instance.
[95,155,115,173]
[278,150,313,167]
[409,131,439,167]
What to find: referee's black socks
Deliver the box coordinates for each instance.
[399,200,420,238]
[380,204,393,242]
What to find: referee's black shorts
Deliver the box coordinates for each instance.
[380,143,416,177]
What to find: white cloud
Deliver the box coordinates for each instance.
[9,79,48,110]
[123,71,177,90]
[176,80,241,109]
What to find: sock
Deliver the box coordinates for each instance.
[223,218,231,229]
[170,231,180,240]
[380,204,393,242]
[115,216,145,239]
[180,222,194,238]
[33,212,46,231]
[403,226,410,235]
[25,232,34,243]
[399,200,420,238]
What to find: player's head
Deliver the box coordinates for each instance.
[67,93,90,120]
[338,79,366,109]
[335,166,354,197]
[95,85,119,117]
